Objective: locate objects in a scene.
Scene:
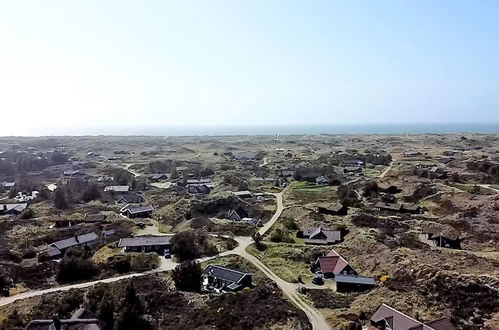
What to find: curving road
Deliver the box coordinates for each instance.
[0,190,331,330]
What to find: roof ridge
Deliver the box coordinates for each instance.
[380,304,429,328]
[210,264,252,275]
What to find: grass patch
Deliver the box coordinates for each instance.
[285,181,337,206]
[246,243,329,283]
[158,222,173,233]
[92,244,122,264]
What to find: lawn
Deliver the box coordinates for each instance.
[246,243,330,283]
[284,181,338,206]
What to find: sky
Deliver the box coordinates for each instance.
[0,1,498,135]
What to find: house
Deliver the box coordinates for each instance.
[1,182,15,188]
[120,204,154,218]
[0,203,28,215]
[186,179,211,185]
[315,202,348,216]
[370,304,456,330]
[63,169,83,177]
[315,249,357,278]
[47,232,99,258]
[176,166,189,173]
[26,308,105,330]
[301,226,342,245]
[150,173,170,182]
[115,193,145,204]
[228,207,250,221]
[403,151,422,158]
[275,169,295,177]
[203,265,253,292]
[343,166,362,174]
[234,152,258,161]
[233,190,252,199]
[341,159,364,167]
[104,185,130,192]
[315,176,329,185]
[187,184,211,195]
[118,236,171,256]
[375,202,422,214]
[335,274,376,292]
[419,229,462,249]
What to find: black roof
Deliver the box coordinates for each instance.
[120,204,154,214]
[118,236,171,247]
[334,274,376,285]
[203,265,253,284]
[115,193,144,203]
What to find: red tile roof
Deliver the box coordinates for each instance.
[319,249,354,275]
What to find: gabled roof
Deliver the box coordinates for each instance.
[120,204,154,214]
[118,236,171,247]
[203,265,253,284]
[0,203,28,213]
[229,207,249,220]
[319,249,355,275]
[371,304,456,330]
[150,173,170,180]
[115,193,144,204]
[104,185,130,192]
[303,227,342,244]
[187,184,211,194]
[51,232,99,251]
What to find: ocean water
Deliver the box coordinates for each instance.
[7,122,499,136]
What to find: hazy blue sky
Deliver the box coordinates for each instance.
[1,1,498,134]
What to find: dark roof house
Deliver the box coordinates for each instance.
[150,173,170,181]
[375,202,422,214]
[47,232,99,258]
[104,185,130,192]
[118,236,171,255]
[370,304,456,330]
[315,202,348,216]
[0,203,28,215]
[335,274,376,292]
[120,204,154,218]
[228,207,250,221]
[301,227,342,245]
[115,193,145,204]
[187,184,211,195]
[203,265,253,292]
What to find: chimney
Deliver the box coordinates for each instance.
[74,234,79,243]
[52,313,61,330]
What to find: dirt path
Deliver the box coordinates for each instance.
[224,191,331,330]
[378,162,393,178]
[0,190,331,330]
[123,163,141,177]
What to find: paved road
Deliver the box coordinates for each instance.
[0,189,331,330]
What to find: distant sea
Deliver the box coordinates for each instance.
[8,122,499,137]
